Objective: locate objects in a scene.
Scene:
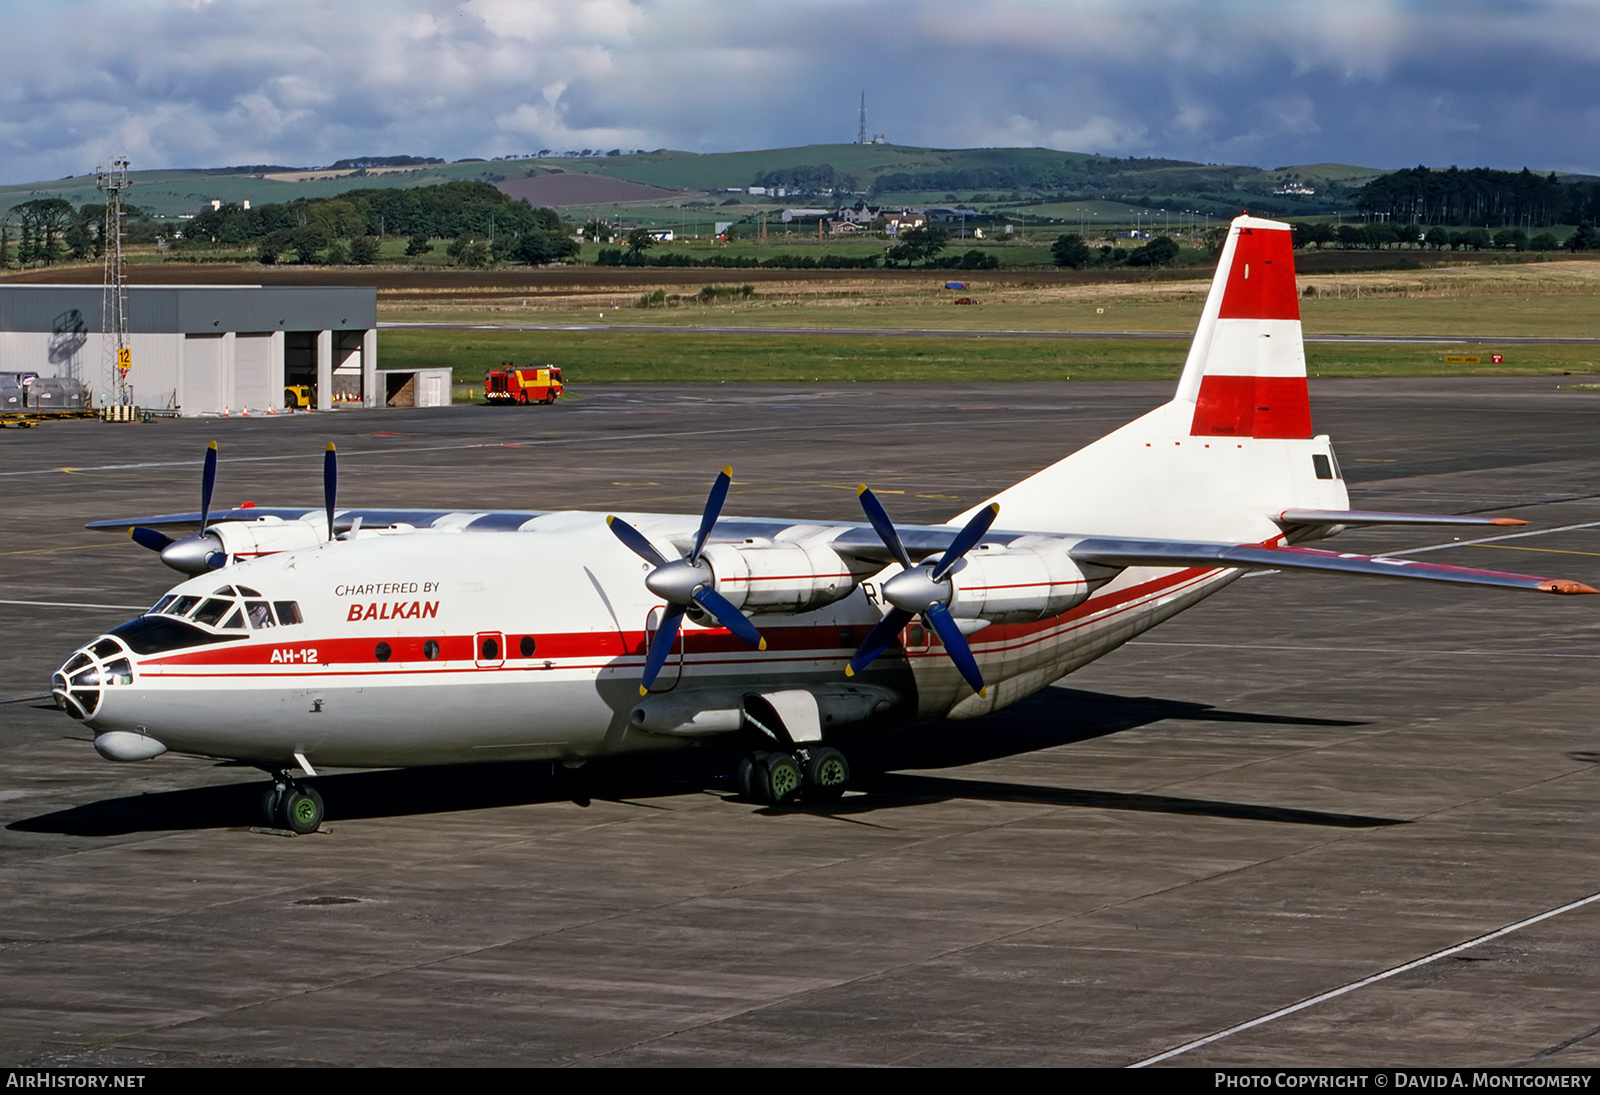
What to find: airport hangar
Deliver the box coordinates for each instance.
[0,284,381,415]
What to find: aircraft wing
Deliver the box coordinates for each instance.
[1276,509,1527,528]
[1069,537,1598,595]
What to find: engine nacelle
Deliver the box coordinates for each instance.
[945,537,1100,623]
[210,517,326,561]
[698,541,872,615]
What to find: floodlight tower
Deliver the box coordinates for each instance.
[97,157,131,407]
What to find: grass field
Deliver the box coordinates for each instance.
[380,326,1600,390]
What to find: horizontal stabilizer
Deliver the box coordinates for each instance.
[1071,537,1598,595]
[1277,509,1528,528]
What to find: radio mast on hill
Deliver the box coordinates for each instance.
[97,157,131,408]
[857,92,867,144]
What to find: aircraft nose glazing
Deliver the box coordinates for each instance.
[52,636,135,721]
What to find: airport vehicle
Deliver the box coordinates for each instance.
[284,385,313,410]
[54,215,1595,835]
[485,364,563,405]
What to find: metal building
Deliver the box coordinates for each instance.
[0,285,378,415]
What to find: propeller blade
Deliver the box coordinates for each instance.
[857,485,914,571]
[930,503,1000,582]
[692,586,766,650]
[925,603,986,697]
[323,443,337,542]
[199,440,218,534]
[690,466,733,564]
[606,516,671,569]
[128,526,174,553]
[639,604,685,695]
[845,607,914,677]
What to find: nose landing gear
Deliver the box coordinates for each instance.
[261,775,325,834]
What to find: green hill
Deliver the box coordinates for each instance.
[0,145,1380,221]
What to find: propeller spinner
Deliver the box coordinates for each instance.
[607,467,766,695]
[845,487,999,698]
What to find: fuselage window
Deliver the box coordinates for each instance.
[520,636,536,658]
[375,642,392,662]
[274,601,303,626]
[481,637,499,660]
[423,639,440,660]
[1312,453,1334,480]
[246,601,275,629]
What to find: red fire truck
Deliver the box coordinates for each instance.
[484,364,564,405]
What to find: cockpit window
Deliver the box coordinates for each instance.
[221,608,244,630]
[110,616,248,655]
[274,601,303,625]
[246,601,274,629]
[237,585,262,597]
[166,595,201,617]
[151,595,176,615]
[192,598,233,627]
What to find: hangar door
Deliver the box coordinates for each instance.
[234,333,277,413]
[181,334,224,415]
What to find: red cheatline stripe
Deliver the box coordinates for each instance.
[1217,226,1300,321]
[136,566,1224,677]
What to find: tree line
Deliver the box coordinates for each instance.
[180,181,576,266]
[1351,166,1600,227]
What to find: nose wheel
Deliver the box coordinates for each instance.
[262,776,325,834]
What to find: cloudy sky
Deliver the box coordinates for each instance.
[2,0,1596,185]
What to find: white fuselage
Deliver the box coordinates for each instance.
[61,511,1238,770]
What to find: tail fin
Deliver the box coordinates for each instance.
[1174,215,1311,440]
[959,214,1345,539]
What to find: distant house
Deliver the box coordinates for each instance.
[779,208,831,224]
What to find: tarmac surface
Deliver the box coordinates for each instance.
[3,377,1600,1067]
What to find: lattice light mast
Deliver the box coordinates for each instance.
[97,157,131,407]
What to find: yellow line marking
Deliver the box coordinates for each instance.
[0,542,133,557]
[1469,544,1600,558]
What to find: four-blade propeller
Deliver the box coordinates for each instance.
[128,440,228,573]
[846,486,999,698]
[128,440,344,574]
[607,466,766,695]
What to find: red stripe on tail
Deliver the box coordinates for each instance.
[1218,228,1300,321]
[1191,375,1313,439]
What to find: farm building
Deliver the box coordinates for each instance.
[0,284,377,416]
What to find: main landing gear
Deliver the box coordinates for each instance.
[737,746,850,807]
[261,774,325,834]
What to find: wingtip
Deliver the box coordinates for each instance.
[1539,579,1600,595]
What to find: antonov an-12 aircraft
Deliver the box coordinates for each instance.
[53,215,1596,834]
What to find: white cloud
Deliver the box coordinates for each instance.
[1,0,1597,184]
